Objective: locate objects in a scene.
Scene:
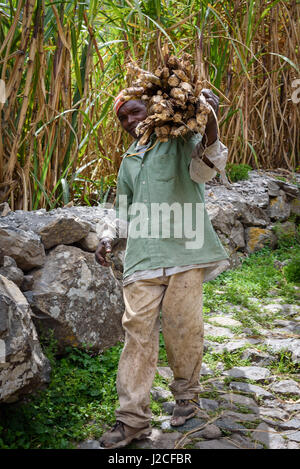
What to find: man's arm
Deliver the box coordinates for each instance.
[189,138,228,184]
[189,89,229,184]
[95,163,131,266]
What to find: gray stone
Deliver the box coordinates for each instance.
[214,417,248,434]
[0,256,24,287]
[206,202,236,236]
[133,428,182,449]
[240,348,274,366]
[162,401,175,415]
[230,220,245,248]
[217,339,252,354]
[230,433,263,449]
[170,417,206,433]
[192,424,222,440]
[267,192,291,221]
[278,304,300,316]
[151,386,172,402]
[39,215,90,249]
[271,178,300,198]
[77,439,103,449]
[258,407,289,421]
[281,431,300,443]
[229,382,274,399]
[26,244,124,353]
[0,275,51,403]
[276,418,300,431]
[78,231,99,252]
[200,363,214,376]
[161,419,172,431]
[220,393,259,412]
[273,319,300,335]
[252,423,287,449]
[157,366,173,381]
[204,323,235,338]
[245,227,277,254]
[0,226,46,271]
[207,316,242,328]
[268,379,300,396]
[194,438,241,449]
[267,180,281,197]
[20,275,34,292]
[199,398,219,412]
[287,441,300,449]
[223,410,260,423]
[282,402,300,413]
[224,366,271,382]
[0,205,115,239]
[265,338,300,362]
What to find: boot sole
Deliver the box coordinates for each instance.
[100,428,152,449]
[170,410,196,427]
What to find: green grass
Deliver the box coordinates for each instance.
[0,338,123,449]
[0,238,299,449]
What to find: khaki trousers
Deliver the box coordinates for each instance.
[115,268,204,428]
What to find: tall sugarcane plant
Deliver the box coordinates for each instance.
[0,0,299,210]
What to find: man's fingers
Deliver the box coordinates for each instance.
[103,242,112,252]
[95,237,114,267]
[201,89,219,110]
[95,252,110,267]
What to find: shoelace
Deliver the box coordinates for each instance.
[112,421,124,432]
[176,399,201,409]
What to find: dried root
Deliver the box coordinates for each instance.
[122,47,212,143]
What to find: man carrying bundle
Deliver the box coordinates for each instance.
[95,84,230,449]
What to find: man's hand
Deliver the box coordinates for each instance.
[95,237,113,267]
[201,89,219,147]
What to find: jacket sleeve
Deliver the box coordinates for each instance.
[189,138,228,184]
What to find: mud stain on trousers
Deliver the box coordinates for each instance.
[115,268,204,428]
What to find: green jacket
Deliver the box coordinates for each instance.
[115,133,229,279]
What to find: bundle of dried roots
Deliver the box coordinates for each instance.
[122,45,212,145]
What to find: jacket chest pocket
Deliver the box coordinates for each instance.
[148,153,178,182]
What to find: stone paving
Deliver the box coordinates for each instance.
[78,290,300,450]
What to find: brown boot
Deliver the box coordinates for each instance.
[99,420,152,449]
[170,398,200,426]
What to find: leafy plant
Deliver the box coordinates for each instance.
[1,0,299,209]
[225,163,252,182]
[0,339,123,449]
[283,254,300,283]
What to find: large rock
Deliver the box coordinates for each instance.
[223,366,271,382]
[0,206,118,254]
[0,275,50,403]
[245,226,277,253]
[267,192,291,221]
[25,245,124,353]
[265,338,300,362]
[38,215,90,249]
[0,256,24,287]
[0,226,46,271]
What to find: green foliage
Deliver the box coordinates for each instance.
[272,220,300,250]
[225,163,252,182]
[0,340,123,449]
[269,351,299,375]
[283,254,300,283]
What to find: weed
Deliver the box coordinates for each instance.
[269,351,299,375]
[283,254,300,283]
[0,340,123,449]
[225,163,252,182]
